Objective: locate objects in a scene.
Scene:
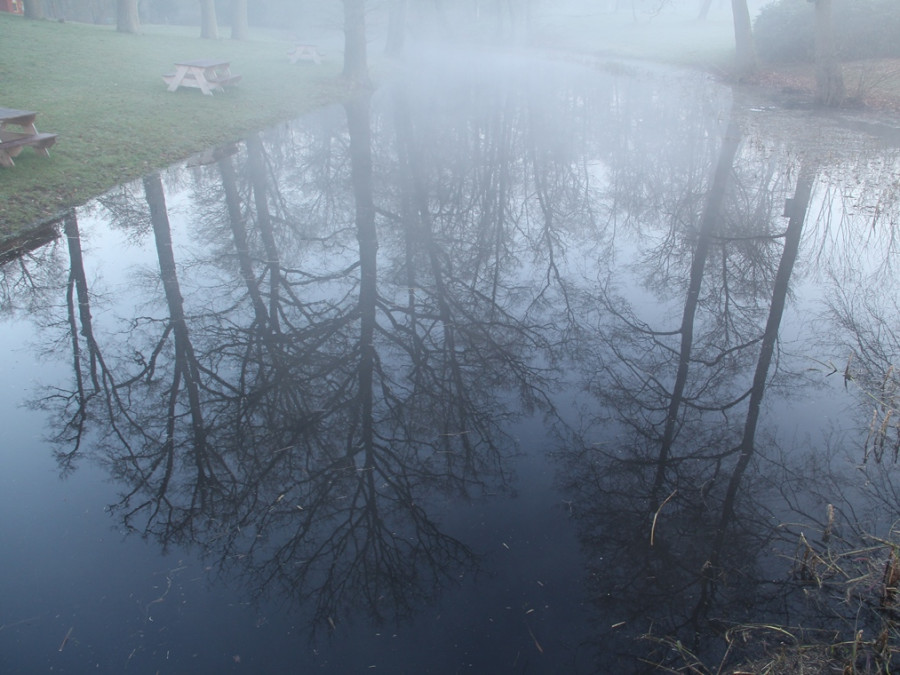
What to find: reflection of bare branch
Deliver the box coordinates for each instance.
[30,62,602,638]
[827,274,900,464]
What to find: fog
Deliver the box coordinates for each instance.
[37,0,777,48]
[6,0,900,673]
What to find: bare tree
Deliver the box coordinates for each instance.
[199,0,218,39]
[22,0,44,19]
[230,0,248,40]
[385,0,406,56]
[731,0,758,78]
[812,0,845,106]
[116,0,139,33]
[342,0,370,85]
[698,0,713,19]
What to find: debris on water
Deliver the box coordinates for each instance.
[58,626,73,652]
[527,626,544,654]
[650,490,677,547]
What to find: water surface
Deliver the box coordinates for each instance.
[2,51,900,673]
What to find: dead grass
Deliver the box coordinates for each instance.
[748,58,900,114]
[646,522,900,674]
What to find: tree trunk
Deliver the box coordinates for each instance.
[385,0,406,57]
[199,0,218,39]
[814,0,845,106]
[116,0,140,33]
[697,0,713,20]
[23,0,44,19]
[230,0,248,40]
[342,0,370,86]
[730,0,757,79]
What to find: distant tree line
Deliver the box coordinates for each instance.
[20,0,328,30]
[19,0,259,37]
[755,0,900,63]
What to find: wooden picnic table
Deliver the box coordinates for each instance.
[288,44,322,65]
[162,59,241,96]
[0,108,38,134]
[0,107,57,167]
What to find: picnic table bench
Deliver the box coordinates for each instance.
[0,107,57,167]
[288,44,322,65]
[163,59,241,95]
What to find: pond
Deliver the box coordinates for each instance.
[2,50,900,674]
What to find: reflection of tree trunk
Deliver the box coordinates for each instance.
[483,96,513,315]
[346,94,389,559]
[345,95,378,464]
[57,209,134,474]
[528,97,577,325]
[716,164,815,531]
[219,154,271,331]
[689,163,815,628]
[246,135,282,334]
[650,120,743,510]
[144,173,211,487]
[814,0,845,107]
[64,211,99,391]
[391,89,478,468]
[59,210,98,465]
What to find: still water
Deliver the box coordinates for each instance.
[2,51,900,673]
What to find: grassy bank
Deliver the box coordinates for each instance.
[0,14,351,237]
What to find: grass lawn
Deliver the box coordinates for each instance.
[0,14,353,238]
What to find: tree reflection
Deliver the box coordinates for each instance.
[55,211,99,470]
[16,55,900,671]
[32,62,599,632]
[0,218,62,317]
[558,97,826,666]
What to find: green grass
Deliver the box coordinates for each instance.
[0,15,352,237]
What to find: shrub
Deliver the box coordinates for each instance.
[754,0,900,64]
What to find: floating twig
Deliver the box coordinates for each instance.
[650,490,677,547]
[527,625,544,654]
[58,626,73,652]
[0,615,39,632]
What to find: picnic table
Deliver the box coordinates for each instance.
[162,59,241,96]
[288,44,322,65]
[0,107,57,167]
